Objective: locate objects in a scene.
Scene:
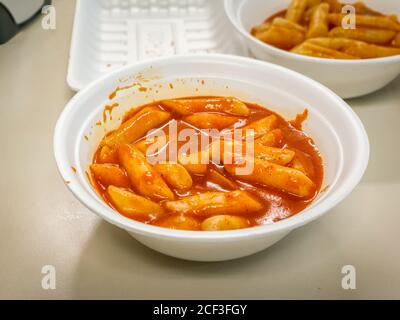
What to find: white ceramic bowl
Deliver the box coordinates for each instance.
[54,54,369,261]
[224,0,400,99]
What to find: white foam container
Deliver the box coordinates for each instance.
[67,0,248,91]
[224,0,400,99]
[55,54,369,261]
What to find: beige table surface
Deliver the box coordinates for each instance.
[0,0,399,300]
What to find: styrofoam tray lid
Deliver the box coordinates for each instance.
[67,0,249,91]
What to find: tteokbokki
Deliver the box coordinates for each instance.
[251,0,400,59]
[89,97,323,231]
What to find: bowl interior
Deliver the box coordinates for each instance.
[236,0,400,38]
[55,55,368,237]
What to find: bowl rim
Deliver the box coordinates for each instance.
[54,53,370,241]
[224,0,400,65]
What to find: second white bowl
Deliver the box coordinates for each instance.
[225,0,400,99]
